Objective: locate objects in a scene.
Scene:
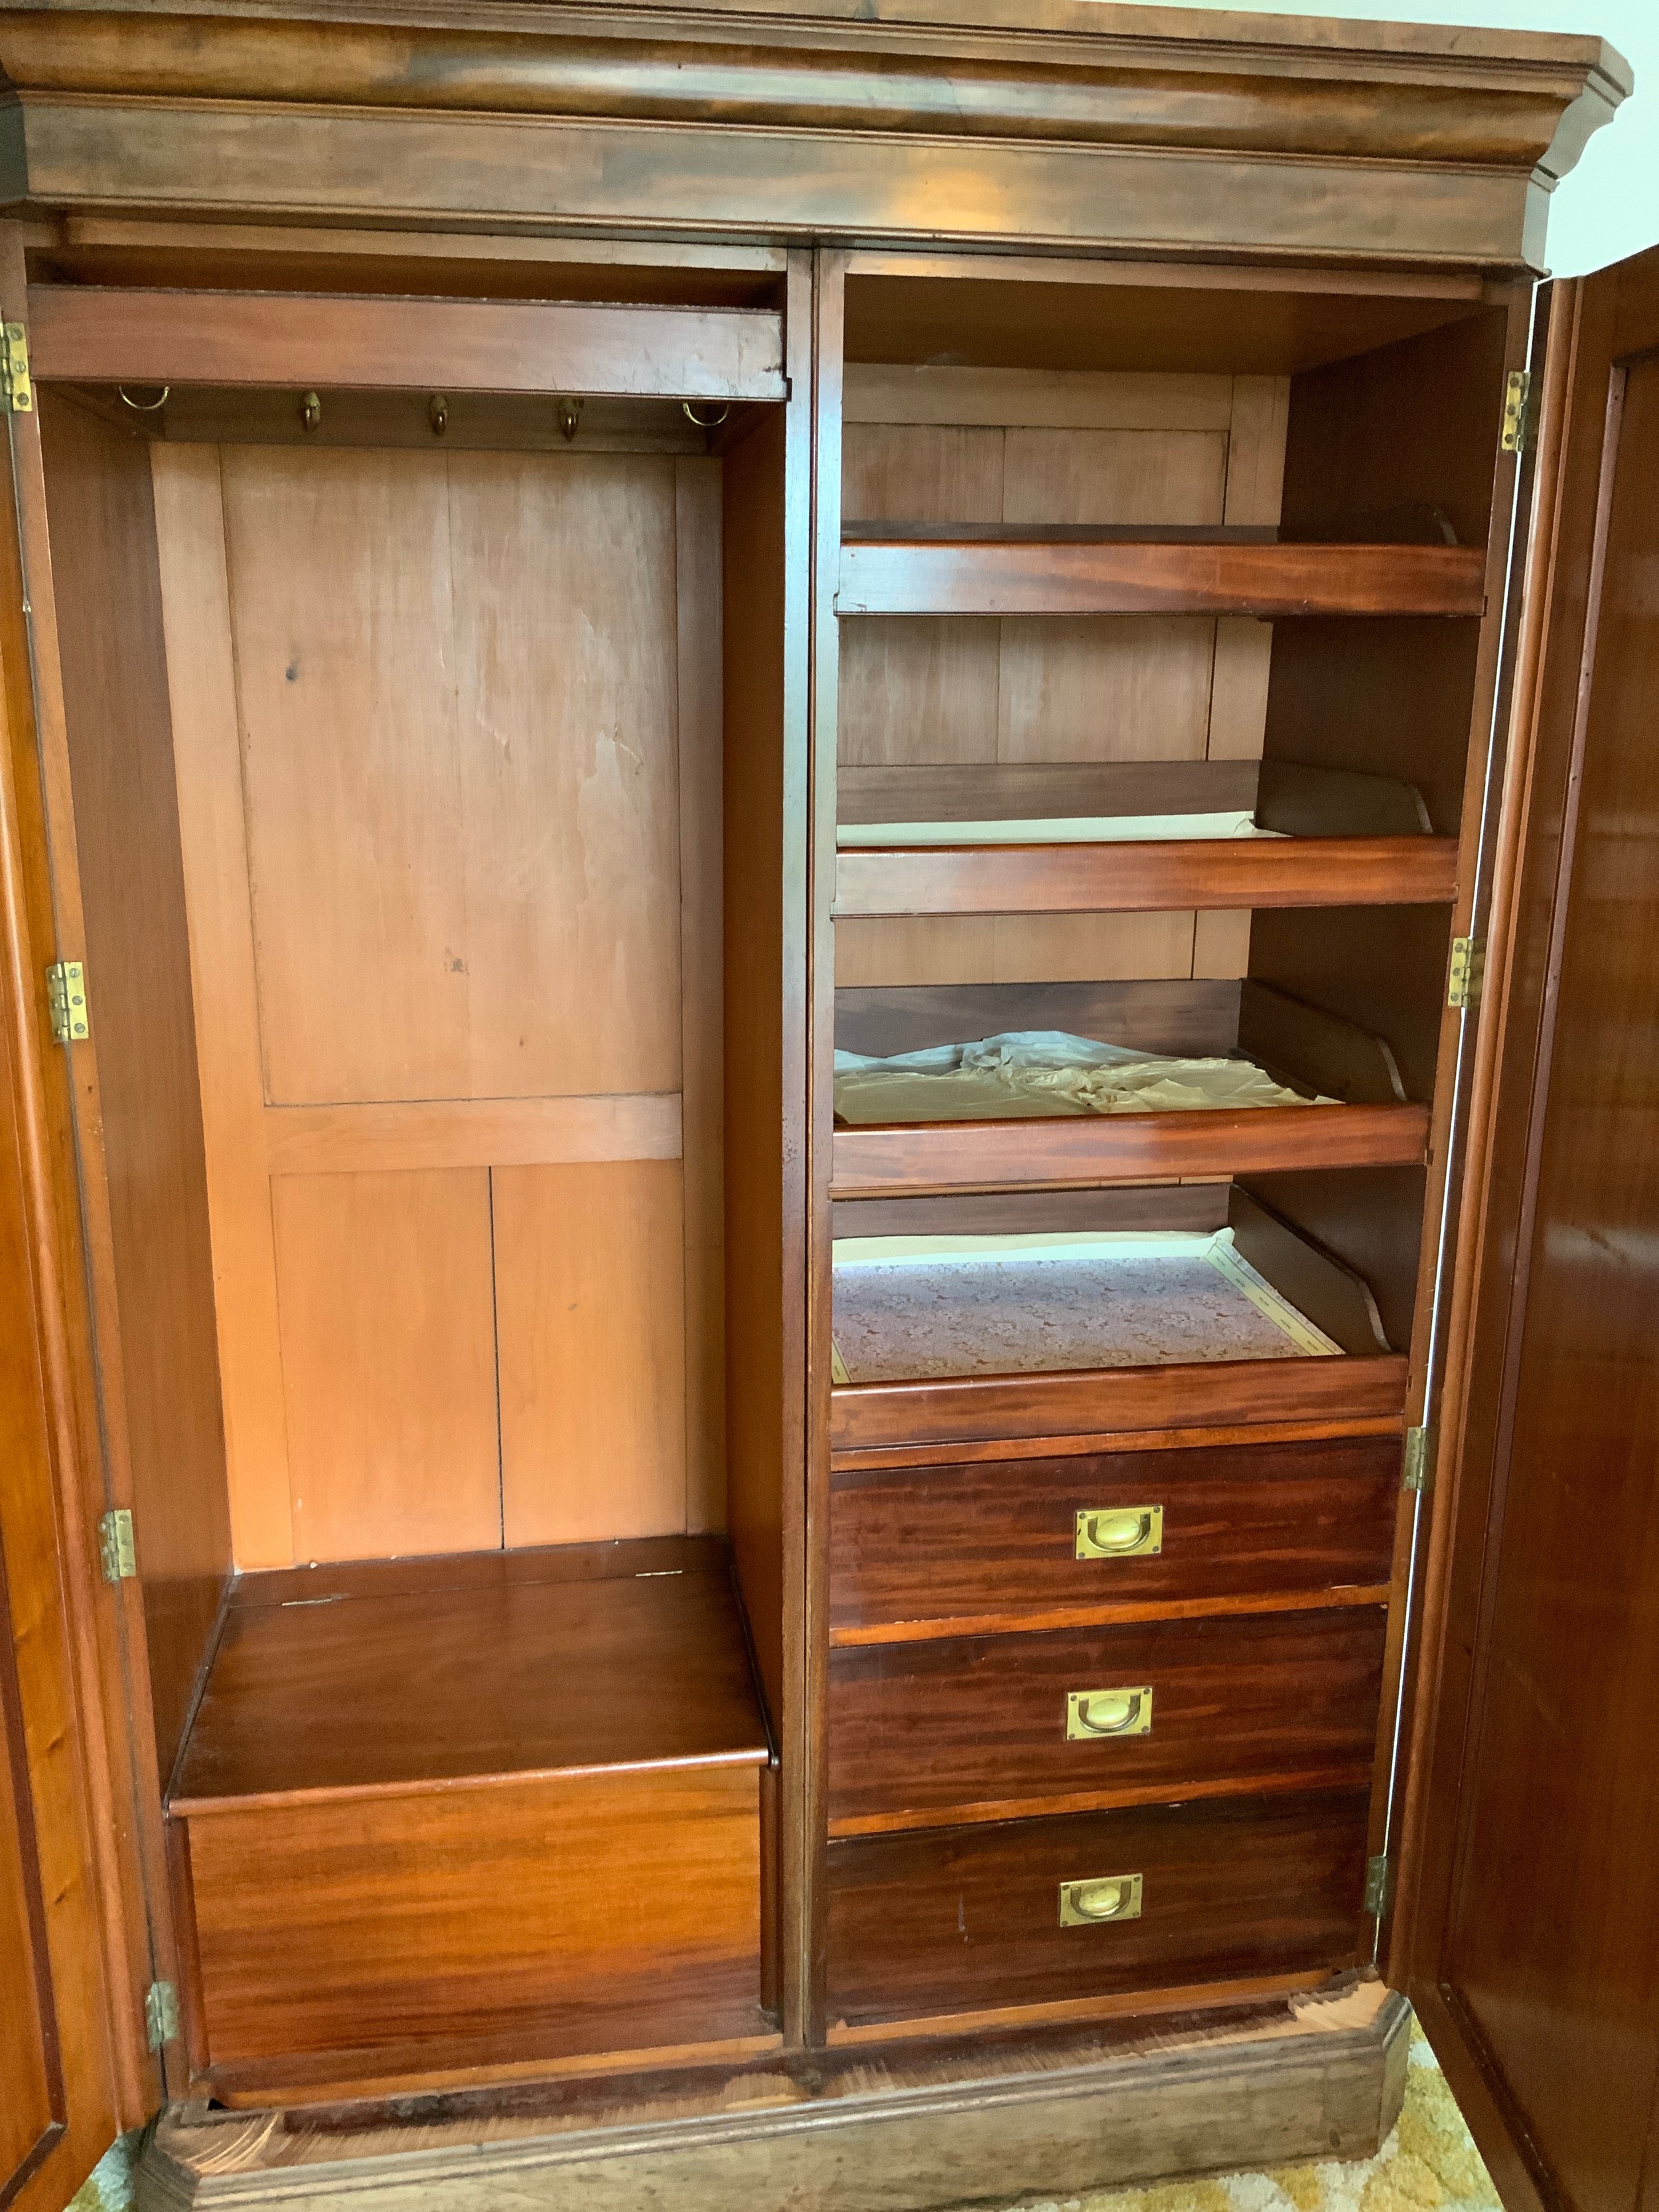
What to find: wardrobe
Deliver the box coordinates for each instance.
[0,6,1652,2212]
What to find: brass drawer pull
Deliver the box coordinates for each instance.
[1066,1686,1152,1739]
[1074,1507,1162,1559]
[1059,1874,1143,1927]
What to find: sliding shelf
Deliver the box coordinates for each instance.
[836,532,1487,619]
[831,1100,1429,1197]
[832,981,1424,1196]
[829,1187,1406,1453]
[834,834,1458,917]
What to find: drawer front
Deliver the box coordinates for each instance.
[828,1605,1386,1830]
[827,1790,1368,2029]
[830,1434,1399,1634]
[177,1765,762,2073]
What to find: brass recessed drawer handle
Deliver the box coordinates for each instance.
[1074,1506,1163,1560]
[1066,1686,1152,1739]
[1059,1874,1144,1927]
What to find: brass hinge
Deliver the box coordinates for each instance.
[1447,936,1484,1010]
[98,1507,137,1584]
[1364,1853,1392,1919]
[1,324,32,414]
[1402,1425,1434,1495]
[145,1980,180,2051]
[46,959,90,1043]
[1500,368,1532,455]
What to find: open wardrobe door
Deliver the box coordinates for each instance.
[1400,244,1659,2212]
[0,881,127,2201]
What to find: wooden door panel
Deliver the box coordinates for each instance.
[273,1169,502,1562]
[0,1555,60,2190]
[158,442,715,1564]
[1407,250,1659,2212]
[0,893,121,2202]
[494,1159,688,1546]
[222,445,682,1108]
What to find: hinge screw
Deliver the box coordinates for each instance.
[145,1980,180,2050]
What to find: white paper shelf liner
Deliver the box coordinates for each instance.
[836,811,1287,848]
[830,1228,1341,1385]
[833,1031,1331,1124]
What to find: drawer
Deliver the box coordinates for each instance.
[827,1605,1386,1831]
[830,1432,1399,1637]
[826,1789,1369,2029]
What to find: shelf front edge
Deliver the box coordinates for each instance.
[830,1353,1410,1451]
[830,1102,1429,1194]
[833,837,1459,917]
[837,540,1487,618]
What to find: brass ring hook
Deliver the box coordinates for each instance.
[118,385,171,413]
[682,402,730,429]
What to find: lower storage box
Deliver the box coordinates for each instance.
[826,1790,1370,2031]
[171,1765,765,2079]
[163,1536,774,2097]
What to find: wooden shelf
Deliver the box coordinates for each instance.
[837,535,1487,619]
[833,834,1457,917]
[831,1101,1428,1197]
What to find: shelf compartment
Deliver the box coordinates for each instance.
[830,1187,1404,1453]
[834,834,1457,917]
[826,1789,1370,2033]
[831,979,1425,1195]
[837,534,1486,620]
[826,1603,1387,1836]
[165,1536,772,2093]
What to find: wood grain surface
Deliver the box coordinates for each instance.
[831,1353,1409,1453]
[838,539,1486,618]
[834,837,1458,917]
[830,1432,1402,1636]
[170,1537,767,1809]
[831,1103,1428,1195]
[826,1790,1370,2028]
[174,1765,764,2076]
[828,1603,1386,1828]
[28,287,787,400]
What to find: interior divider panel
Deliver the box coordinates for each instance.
[826,1603,1388,1832]
[833,836,1459,917]
[830,1101,1429,1196]
[828,1431,1402,1642]
[836,537,1487,619]
[825,1790,1371,2031]
[831,1353,1409,1454]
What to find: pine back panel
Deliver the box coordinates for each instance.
[154,442,725,1566]
[835,366,1289,993]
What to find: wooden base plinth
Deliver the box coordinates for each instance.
[136,1984,1409,2212]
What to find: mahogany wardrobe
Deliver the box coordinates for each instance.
[1,6,1654,2212]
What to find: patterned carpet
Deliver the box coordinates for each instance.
[944,2026,1498,2212]
[67,2020,1495,2212]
